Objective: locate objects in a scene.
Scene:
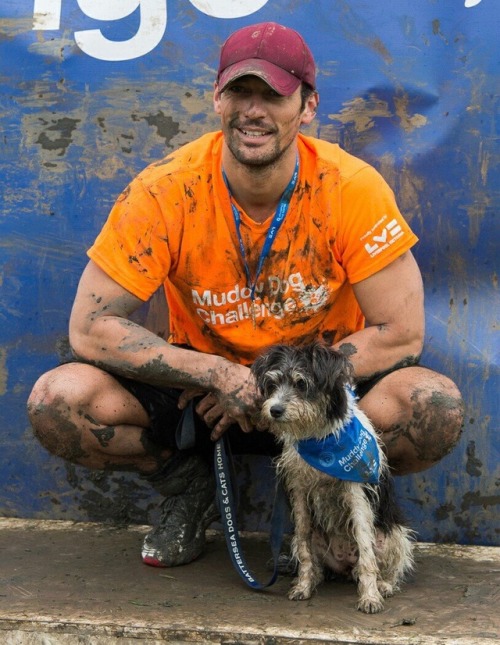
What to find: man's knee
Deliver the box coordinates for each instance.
[423,376,464,458]
[399,373,464,472]
[362,368,465,474]
[27,369,62,436]
[27,364,94,459]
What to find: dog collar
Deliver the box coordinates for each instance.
[295,415,381,484]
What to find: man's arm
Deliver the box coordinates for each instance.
[334,251,425,381]
[69,260,258,432]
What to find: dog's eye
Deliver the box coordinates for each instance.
[262,381,277,397]
[295,378,308,393]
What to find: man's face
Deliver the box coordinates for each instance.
[214,75,316,169]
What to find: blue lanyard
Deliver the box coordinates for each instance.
[222,157,299,301]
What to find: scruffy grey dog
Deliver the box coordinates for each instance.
[252,342,414,613]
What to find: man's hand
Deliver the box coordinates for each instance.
[178,362,262,440]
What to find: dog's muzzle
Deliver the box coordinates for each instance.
[270,404,286,419]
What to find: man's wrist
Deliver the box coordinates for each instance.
[206,356,236,392]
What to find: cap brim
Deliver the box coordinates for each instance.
[217,59,301,96]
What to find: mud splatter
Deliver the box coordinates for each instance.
[460,491,500,512]
[435,502,455,521]
[370,38,393,65]
[35,116,80,156]
[394,94,428,132]
[141,111,181,147]
[0,17,36,40]
[328,96,391,133]
[90,426,116,449]
[336,3,393,64]
[465,440,483,477]
[65,464,156,525]
[432,19,448,44]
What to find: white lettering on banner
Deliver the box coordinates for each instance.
[32,1,485,59]
[75,0,167,61]
[189,0,269,19]
[32,0,270,61]
[33,0,61,29]
[77,0,138,21]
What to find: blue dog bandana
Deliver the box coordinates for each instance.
[295,415,381,484]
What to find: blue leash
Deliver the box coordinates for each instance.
[175,402,287,589]
[214,435,287,589]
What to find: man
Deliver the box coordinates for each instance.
[27,22,464,569]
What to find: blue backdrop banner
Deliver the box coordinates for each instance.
[0,0,497,545]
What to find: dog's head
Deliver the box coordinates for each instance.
[251,342,353,440]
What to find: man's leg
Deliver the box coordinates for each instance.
[27,362,172,473]
[27,362,218,567]
[357,366,464,475]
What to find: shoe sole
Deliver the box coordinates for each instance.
[141,544,201,568]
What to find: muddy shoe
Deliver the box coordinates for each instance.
[141,454,219,567]
[266,551,298,576]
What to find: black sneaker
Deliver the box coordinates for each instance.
[141,454,219,567]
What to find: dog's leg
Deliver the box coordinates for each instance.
[344,484,385,613]
[372,468,415,597]
[288,487,323,601]
[376,526,414,596]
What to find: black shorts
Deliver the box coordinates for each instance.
[355,373,386,399]
[114,370,386,459]
[354,363,419,399]
[114,375,281,459]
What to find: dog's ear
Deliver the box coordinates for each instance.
[251,345,284,391]
[250,353,268,391]
[309,342,352,386]
[310,343,352,421]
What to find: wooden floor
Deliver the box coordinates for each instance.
[0,518,498,644]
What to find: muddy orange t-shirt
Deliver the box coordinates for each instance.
[88,132,418,365]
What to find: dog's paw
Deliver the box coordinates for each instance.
[288,580,313,601]
[377,580,394,598]
[356,594,385,614]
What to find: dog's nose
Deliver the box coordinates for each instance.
[270,404,285,418]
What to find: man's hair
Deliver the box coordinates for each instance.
[300,83,316,112]
[218,78,316,113]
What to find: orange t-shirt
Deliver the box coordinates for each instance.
[88,132,418,365]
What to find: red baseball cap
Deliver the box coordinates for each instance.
[217,22,316,96]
